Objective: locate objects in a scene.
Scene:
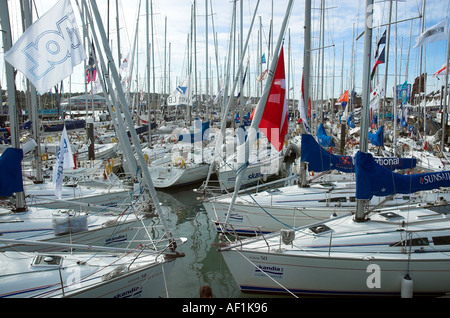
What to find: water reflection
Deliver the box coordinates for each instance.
[157,186,240,298]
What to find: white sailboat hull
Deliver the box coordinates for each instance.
[220,247,450,296]
[203,183,447,234]
[0,251,176,298]
[219,206,450,296]
[217,153,283,191]
[25,183,131,209]
[149,163,210,188]
[0,209,157,253]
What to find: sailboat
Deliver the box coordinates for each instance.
[0,0,185,298]
[0,245,179,298]
[147,119,213,188]
[203,132,441,235]
[218,0,450,297]
[218,151,450,296]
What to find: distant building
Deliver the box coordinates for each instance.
[61,94,107,110]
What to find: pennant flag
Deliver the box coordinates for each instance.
[374,30,386,59]
[258,46,288,152]
[86,41,97,84]
[4,0,86,94]
[53,125,74,199]
[371,46,385,80]
[414,19,448,48]
[261,53,266,64]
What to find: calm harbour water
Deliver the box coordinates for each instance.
[155,185,243,298]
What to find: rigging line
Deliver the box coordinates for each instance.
[239,183,294,229]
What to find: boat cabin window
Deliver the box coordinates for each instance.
[432,236,450,246]
[309,224,332,234]
[32,255,62,267]
[389,237,429,247]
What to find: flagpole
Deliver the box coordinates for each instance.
[223,0,294,227]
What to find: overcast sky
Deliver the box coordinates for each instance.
[1,0,450,101]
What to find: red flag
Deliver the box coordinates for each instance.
[258,46,288,152]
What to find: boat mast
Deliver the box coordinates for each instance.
[355,0,374,222]
[0,1,25,207]
[87,0,176,248]
[441,20,450,152]
[22,0,43,185]
[299,0,311,187]
[205,0,209,119]
[224,0,294,226]
[75,1,139,179]
[0,0,27,212]
[381,0,392,130]
[203,0,258,191]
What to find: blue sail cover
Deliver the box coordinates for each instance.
[316,123,335,148]
[0,148,23,196]
[368,125,384,146]
[301,134,417,174]
[178,121,210,143]
[301,134,354,173]
[356,151,447,200]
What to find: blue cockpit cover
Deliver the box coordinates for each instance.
[301,134,353,173]
[0,148,23,196]
[356,151,448,200]
[301,134,416,174]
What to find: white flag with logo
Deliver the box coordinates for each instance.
[4,0,86,94]
[53,126,74,199]
[167,76,191,106]
[414,19,448,48]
